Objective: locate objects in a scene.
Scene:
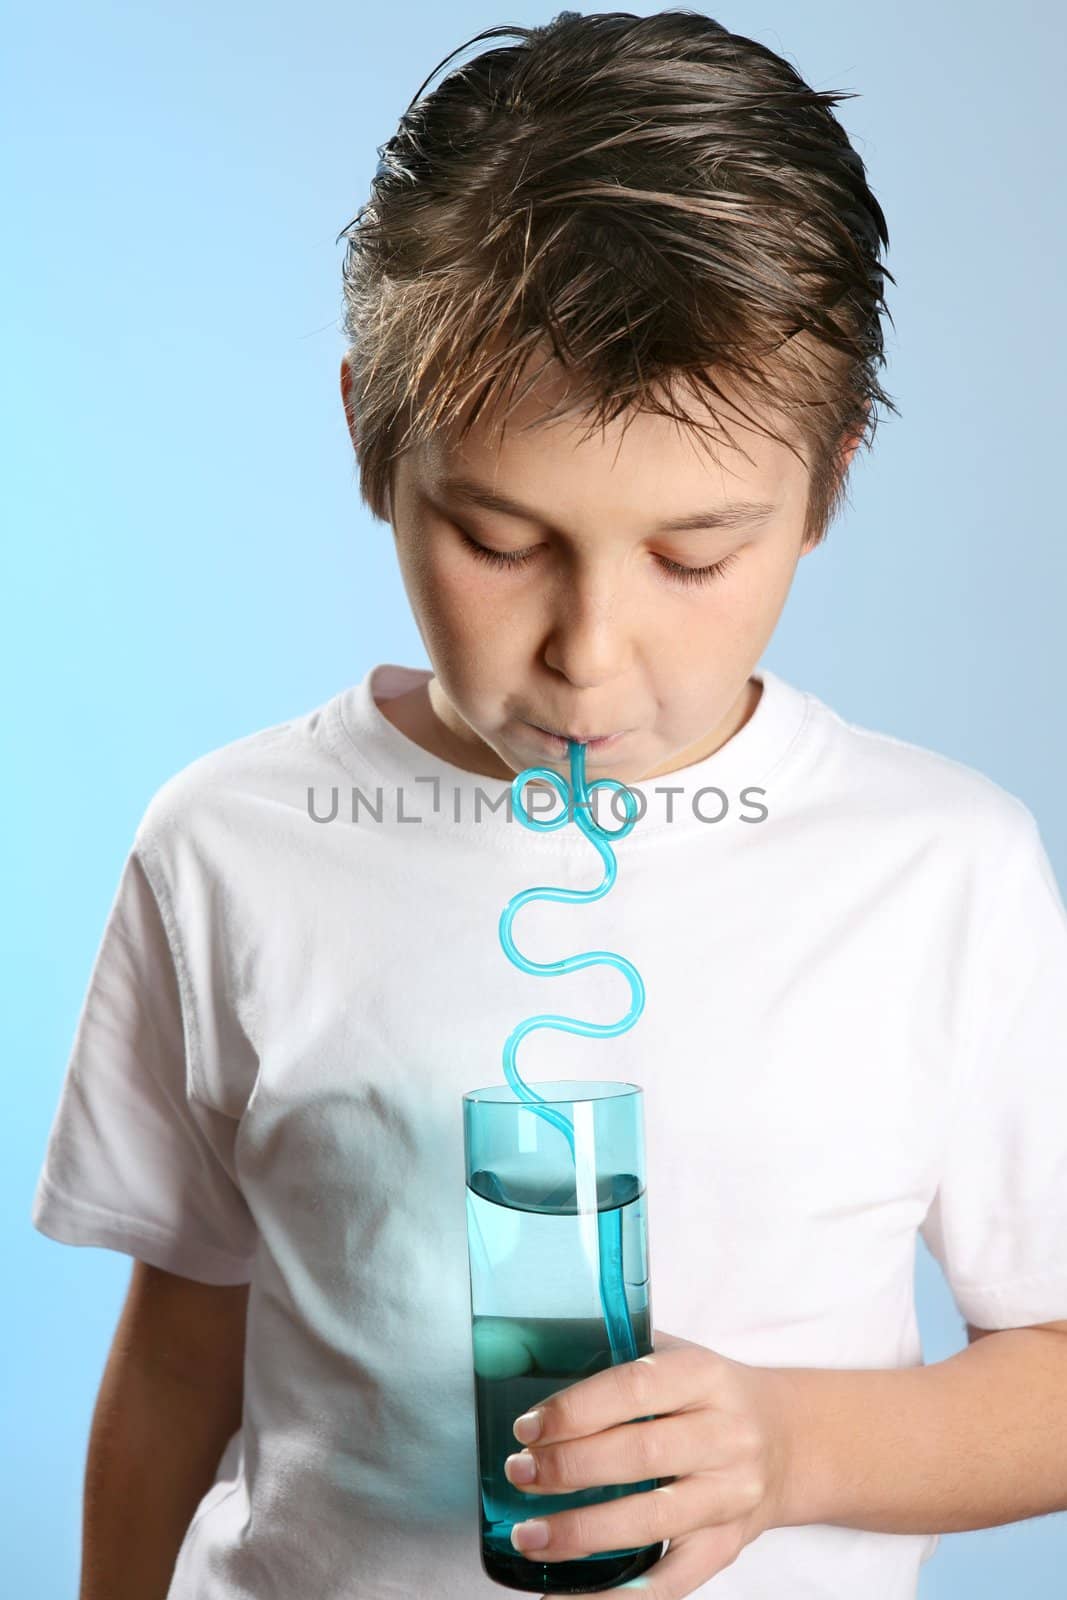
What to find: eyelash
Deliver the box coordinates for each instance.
[458,530,741,588]
[656,552,741,588]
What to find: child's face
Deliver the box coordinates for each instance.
[348,353,848,784]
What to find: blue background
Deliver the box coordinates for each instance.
[7,2,1065,1593]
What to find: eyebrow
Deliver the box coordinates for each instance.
[434,474,777,532]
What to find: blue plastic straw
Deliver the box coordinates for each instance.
[498,738,645,1363]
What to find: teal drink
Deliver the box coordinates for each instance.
[464,1080,664,1593]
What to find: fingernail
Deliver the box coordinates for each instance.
[505,1450,537,1485]
[511,1518,550,1551]
[513,1409,543,1443]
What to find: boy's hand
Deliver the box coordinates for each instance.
[504,1329,791,1599]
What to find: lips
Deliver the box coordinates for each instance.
[537,725,619,742]
[527,721,627,749]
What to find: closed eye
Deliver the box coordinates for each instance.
[457,529,741,588]
[654,552,741,588]
[458,531,537,571]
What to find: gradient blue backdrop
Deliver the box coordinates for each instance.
[7,2,1065,1594]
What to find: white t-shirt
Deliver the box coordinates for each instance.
[31,661,1067,1599]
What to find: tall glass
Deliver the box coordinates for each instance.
[463,1079,664,1594]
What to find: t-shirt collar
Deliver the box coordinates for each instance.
[323,661,811,845]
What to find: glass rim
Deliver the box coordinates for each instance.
[462,1078,642,1106]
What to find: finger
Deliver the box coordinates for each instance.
[514,1343,717,1447]
[650,1328,699,1352]
[512,1468,754,1565]
[506,1408,746,1496]
[541,1521,747,1600]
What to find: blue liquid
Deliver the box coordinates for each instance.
[468,1165,664,1593]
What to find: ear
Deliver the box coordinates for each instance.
[798,406,869,557]
[340,355,360,457]
[838,401,871,477]
[799,533,818,558]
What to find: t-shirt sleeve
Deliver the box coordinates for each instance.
[31,839,258,1285]
[919,801,1067,1329]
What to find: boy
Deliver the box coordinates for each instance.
[31,12,1067,1600]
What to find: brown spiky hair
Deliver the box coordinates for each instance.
[337,9,896,547]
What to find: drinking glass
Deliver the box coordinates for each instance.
[463,1079,664,1593]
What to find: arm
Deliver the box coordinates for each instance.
[769,1318,1067,1533]
[80,1260,249,1600]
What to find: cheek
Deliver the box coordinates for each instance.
[651,564,787,666]
[423,535,493,605]
[412,549,530,675]
[405,539,478,628]
[724,544,798,627]
[439,555,542,644]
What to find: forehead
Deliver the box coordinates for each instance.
[404,350,806,525]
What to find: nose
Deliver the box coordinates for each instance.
[541,559,633,689]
